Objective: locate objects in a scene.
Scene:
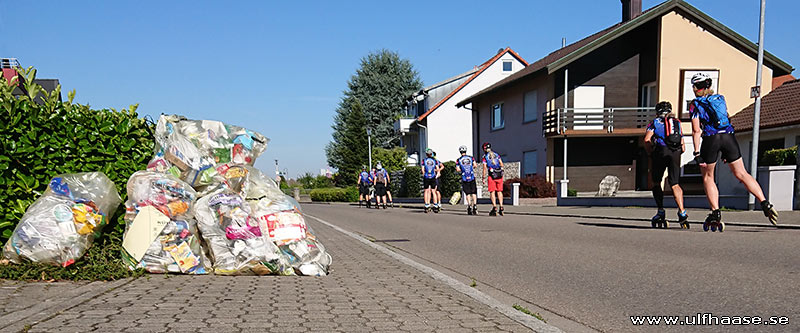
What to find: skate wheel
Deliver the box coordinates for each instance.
[652,221,657,228]
[703,222,710,232]
[663,221,669,229]
[718,221,724,232]
[710,223,717,232]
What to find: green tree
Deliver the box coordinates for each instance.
[373,147,407,172]
[327,50,422,174]
[325,100,369,186]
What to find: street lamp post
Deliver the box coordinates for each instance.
[367,128,373,170]
[748,0,766,210]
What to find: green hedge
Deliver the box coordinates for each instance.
[761,146,797,166]
[0,67,152,280]
[310,187,358,202]
[403,166,421,198]
[439,161,461,199]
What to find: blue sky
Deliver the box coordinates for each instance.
[2,0,797,178]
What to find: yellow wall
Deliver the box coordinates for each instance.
[658,10,772,125]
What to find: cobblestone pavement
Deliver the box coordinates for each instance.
[2,217,536,332]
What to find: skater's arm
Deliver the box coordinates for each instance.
[691,117,702,155]
[643,130,654,154]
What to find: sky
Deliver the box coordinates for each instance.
[2,0,797,178]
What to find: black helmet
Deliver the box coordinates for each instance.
[482,142,491,151]
[655,101,672,117]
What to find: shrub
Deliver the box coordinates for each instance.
[0,67,153,280]
[439,161,461,199]
[310,187,358,202]
[568,188,578,197]
[761,146,797,166]
[372,147,408,172]
[403,166,422,198]
[502,175,556,198]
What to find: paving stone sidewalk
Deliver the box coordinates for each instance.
[1,217,534,333]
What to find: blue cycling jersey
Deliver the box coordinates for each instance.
[483,153,502,170]
[359,171,371,184]
[457,155,475,181]
[422,157,438,179]
[646,117,681,147]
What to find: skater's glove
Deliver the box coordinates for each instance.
[692,152,704,165]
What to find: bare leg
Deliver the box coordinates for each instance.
[728,158,767,202]
[424,189,430,205]
[497,191,504,208]
[701,162,719,210]
[490,191,497,207]
[671,184,685,212]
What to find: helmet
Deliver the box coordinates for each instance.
[362,165,367,170]
[691,73,712,88]
[458,145,468,153]
[655,101,672,117]
[482,142,492,151]
[425,148,433,156]
[432,151,437,157]
[376,162,382,169]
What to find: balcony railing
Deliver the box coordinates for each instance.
[1,58,21,69]
[542,107,655,136]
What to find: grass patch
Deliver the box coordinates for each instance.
[470,277,477,288]
[0,232,145,281]
[513,304,546,323]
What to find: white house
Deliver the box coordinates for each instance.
[394,48,528,164]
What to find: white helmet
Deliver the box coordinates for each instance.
[458,145,467,153]
[691,72,712,85]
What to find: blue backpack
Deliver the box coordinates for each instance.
[693,95,730,130]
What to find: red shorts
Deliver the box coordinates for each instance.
[487,177,503,192]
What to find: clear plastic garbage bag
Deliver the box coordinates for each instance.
[2,172,121,267]
[121,171,208,274]
[146,115,269,188]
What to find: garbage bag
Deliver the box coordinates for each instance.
[2,172,121,267]
[147,115,269,189]
[194,189,294,275]
[120,171,208,274]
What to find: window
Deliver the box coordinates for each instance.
[523,150,538,176]
[679,69,719,119]
[641,82,657,108]
[503,61,512,71]
[523,90,538,122]
[491,103,504,130]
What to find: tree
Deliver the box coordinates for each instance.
[327,50,422,175]
[325,100,369,185]
[372,147,407,172]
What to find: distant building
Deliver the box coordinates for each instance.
[457,0,793,192]
[1,58,62,103]
[319,168,334,178]
[394,48,527,164]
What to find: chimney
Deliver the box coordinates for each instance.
[621,0,642,22]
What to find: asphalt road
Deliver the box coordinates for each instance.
[304,203,799,333]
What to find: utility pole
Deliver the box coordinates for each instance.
[274,159,280,182]
[748,0,766,210]
[367,128,373,170]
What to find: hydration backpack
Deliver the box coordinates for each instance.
[376,169,387,183]
[654,117,682,151]
[694,94,730,130]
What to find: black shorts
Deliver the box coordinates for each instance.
[359,184,370,196]
[375,183,386,197]
[651,147,681,186]
[700,133,742,164]
[461,180,477,195]
[436,178,441,191]
[423,178,437,190]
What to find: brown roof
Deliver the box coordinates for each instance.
[455,24,622,108]
[772,74,796,88]
[731,79,800,132]
[456,0,794,108]
[417,48,528,121]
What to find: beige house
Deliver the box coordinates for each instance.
[457,0,793,192]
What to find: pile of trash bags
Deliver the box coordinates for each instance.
[122,115,330,276]
[2,115,331,277]
[2,172,121,267]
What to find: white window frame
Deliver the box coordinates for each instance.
[641,82,657,108]
[491,102,505,130]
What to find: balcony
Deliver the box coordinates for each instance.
[542,107,655,136]
[393,118,416,134]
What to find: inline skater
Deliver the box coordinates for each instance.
[482,142,504,216]
[432,151,443,213]
[374,163,389,209]
[421,149,440,213]
[689,73,779,231]
[357,165,372,208]
[456,145,478,215]
[645,101,689,229]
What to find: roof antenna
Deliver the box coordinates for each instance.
[497,48,504,54]
[562,37,566,48]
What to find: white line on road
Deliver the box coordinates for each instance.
[306,213,563,333]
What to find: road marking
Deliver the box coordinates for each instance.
[306,213,563,333]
